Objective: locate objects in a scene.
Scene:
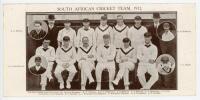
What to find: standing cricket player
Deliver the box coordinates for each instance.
[76,18,96,48]
[96,34,116,90]
[57,19,76,47]
[54,36,77,89]
[113,15,129,49]
[128,16,148,49]
[112,38,137,90]
[95,15,113,46]
[137,32,159,89]
[77,36,96,90]
[35,39,56,90]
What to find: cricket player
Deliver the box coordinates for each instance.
[96,34,116,90]
[112,38,137,90]
[57,19,76,47]
[95,15,113,46]
[137,32,159,89]
[161,22,175,42]
[128,16,148,49]
[35,39,56,90]
[54,36,77,89]
[30,21,47,40]
[76,18,96,48]
[77,36,96,90]
[113,15,129,49]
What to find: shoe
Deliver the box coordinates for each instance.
[81,86,86,90]
[41,85,46,90]
[96,83,101,90]
[66,81,71,89]
[112,79,119,85]
[59,83,64,89]
[109,83,114,90]
[125,86,129,90]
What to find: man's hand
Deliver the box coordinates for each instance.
[148,59,155,64]
[80,57,86,60]
[107,59,114,62]
[88,55,94,58]
[62,63,69,68]
[121,57,128,63]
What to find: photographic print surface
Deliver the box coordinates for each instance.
[3,4,196,96]
[26,12,177,91]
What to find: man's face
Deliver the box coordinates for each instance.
[145,37,152,44]
[43,42,49,48]
[103,38,110,45]
[82,37,89,46]
[163,23,170,30]
[124,42,130,48]
[83,22,90,28]
[117,16,124,26]
[153,18,160,24]
[48,20,55,26]
[64,23,71,28]
[35,60,41,66]
[134,19,142,25]
[34,23,42,31]
[100,20,107,26]
[63,41,70,47]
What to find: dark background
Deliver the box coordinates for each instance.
[26,13,177,91]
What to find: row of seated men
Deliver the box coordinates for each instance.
[29,31,159,91]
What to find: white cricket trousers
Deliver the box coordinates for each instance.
[40,62,54,86]
[54,64,77,84]
[78,60,95,85]
[95,62,115,83]
[116,62,135,86]
[137,63,159,89]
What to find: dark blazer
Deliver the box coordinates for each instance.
[147,24,161,55]
[45,26,60,48]
[30,29,47,40]
[29,66,46,75]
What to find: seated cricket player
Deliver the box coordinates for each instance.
[96,34,116,90]
[112,38,137,90]
[77,36,96,90]
[137,32,159,89]
[35,39,56,90]
[54,36,77,89]
[158,56,175,74]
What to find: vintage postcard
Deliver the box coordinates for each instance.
[3,3,196,96]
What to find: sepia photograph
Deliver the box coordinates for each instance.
[26,12,177,91]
